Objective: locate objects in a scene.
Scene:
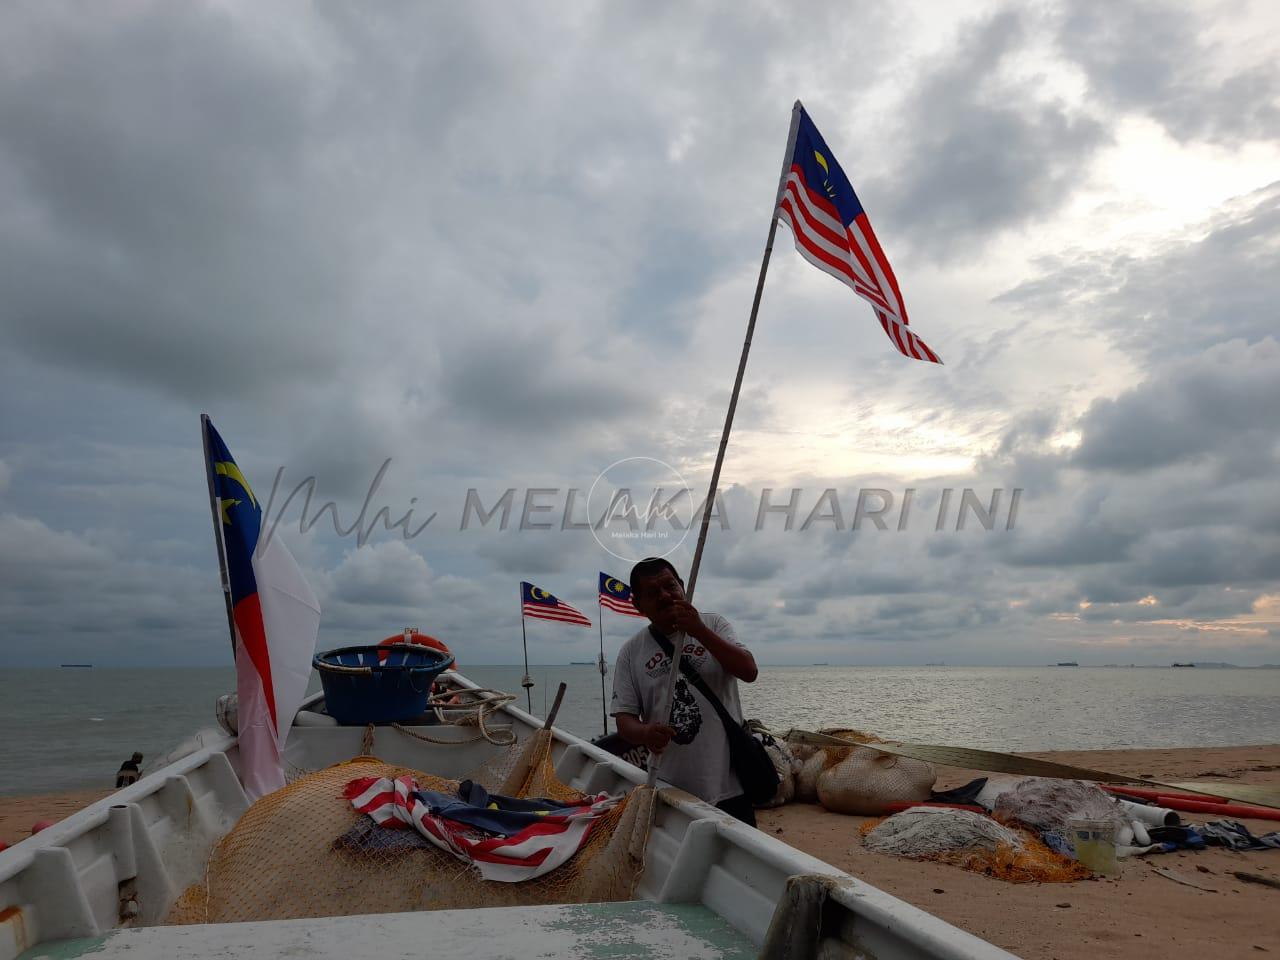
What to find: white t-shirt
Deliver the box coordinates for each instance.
[609,612,745,805]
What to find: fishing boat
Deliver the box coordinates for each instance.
[0,670,1016,960]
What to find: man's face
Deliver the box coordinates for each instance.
[631,569,686,627]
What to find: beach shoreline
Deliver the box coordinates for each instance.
[2,744,1277,959]
[762,743,1280,960]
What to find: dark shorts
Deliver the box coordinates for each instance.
[715,793,756,827]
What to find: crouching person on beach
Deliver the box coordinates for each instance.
[610,557,760,827]
[116,752,143,788]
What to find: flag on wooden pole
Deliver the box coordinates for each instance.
[520,582,592,627]
[776,103,942,364]
[203,418,321,800]
[598,572,644,618]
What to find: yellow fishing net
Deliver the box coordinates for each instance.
[858,815,1090,883]
[167,729,652,924]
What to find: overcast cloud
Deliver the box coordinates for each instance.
[1,0,1278,668]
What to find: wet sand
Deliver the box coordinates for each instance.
[760,744,1280,960]
[2,747,1277,958]
[0,788,112,846]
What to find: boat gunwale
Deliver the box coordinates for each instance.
[0,670,1020,960]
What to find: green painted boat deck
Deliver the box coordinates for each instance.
[19,901,757,960]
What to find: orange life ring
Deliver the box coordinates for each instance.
[378,630,455,666]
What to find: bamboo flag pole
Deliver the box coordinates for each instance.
[686,100,802,597]
[518,587,534,713]
[645,103,803,790]
[597,602,609,738]
[200,414,238,659]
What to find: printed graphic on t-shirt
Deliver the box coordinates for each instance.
[668,677,702,745]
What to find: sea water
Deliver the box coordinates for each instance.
[2,665,1278,796]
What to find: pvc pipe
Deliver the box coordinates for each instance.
[1103,785,1226,804]
[1130,819,1151,846]
[1114,798,1180,827]
[1154,796,1280,822]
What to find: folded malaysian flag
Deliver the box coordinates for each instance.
[344,776,619,882]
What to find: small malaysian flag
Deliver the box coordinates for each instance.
[776,103,941,364]
[598,572,644,618]
[521,581,592,627]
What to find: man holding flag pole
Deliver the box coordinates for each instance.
[641,100,942,813]
[610,557,760,824]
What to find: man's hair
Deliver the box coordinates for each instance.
[629,557,683,591]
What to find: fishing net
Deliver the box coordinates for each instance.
[860,809,1089,883]
[991,778,1124,834]
[791,728,882,801]
[166,729,651,924]
[786,729,934,814]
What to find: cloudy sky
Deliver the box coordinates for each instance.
[1,0,1278,668]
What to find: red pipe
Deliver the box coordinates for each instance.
[1102,785,1226,804]
[1152,796,1280,822]
[881,801,987,814]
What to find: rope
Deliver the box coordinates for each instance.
[391,688,518,746]
[361,724,375,756]
[392,722,491,746]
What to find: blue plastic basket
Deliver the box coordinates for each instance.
[313,644,455,725]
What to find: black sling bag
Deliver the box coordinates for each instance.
[648,626,779,805]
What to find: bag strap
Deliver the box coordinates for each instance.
[648,626,740,735]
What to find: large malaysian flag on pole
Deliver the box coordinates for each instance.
[775,103,942,364]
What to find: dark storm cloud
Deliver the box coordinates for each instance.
[0,511,231,663]
[1072,338,1280,472]
[0,3,356,400]
[872,9,1108,260]
[1,1,1277,668]
[437,329,649,431]
[1056,0,1280,144]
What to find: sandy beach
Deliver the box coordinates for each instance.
[0,788,111,847]
[762,744,1280,960]
[2,745,1277,958]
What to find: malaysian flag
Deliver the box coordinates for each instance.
[521,581,592,627]
[776,103,941,364]
[344,775,618,882]
[598,572,644,618]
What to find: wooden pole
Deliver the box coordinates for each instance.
[597,604,609,738]
[543,682,568,730]
[200,415,238,659]
[519,587,533,714]
[646,103,802,790]
[644,628,686,788]
[686,100,802,598]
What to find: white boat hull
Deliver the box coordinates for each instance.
[0,672,1018,960]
